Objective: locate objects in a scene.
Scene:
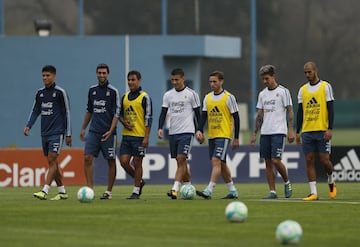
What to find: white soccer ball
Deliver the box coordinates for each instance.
[179,184,196,200]
[276,220,303,244]
[77,186,94,203]
[225,201,248,222]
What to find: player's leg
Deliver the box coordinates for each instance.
[100,135,117,200]
[127,138,145,199]
[301,132,318,201]
[318,135,336,199]
[260,135,278,199]
[84,132,100,189]
[271,134,292,198]
[220,161,238,199]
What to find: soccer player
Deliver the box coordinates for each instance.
[24,65,72,200]
[195,70,240,199]
[80,63,120,200]
[119,70,152,199]
[296,61,336,201]
[250,65,294,199]
[158,68,201,199]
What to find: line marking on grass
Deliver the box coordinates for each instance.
[248,199,360,205]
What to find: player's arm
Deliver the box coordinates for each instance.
[196,110,207,144]
[157,107,168,139]
[232,111,240,149]
[193,106,201,130]
[24,93,41,136]
[296,103,303,144]
[286,105,295,143]
[142,94,153,147]
[80,112,92,141]
[61,89,72,146]
[325,100,334,141]
[250,108,263,145]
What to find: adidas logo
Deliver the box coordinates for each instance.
[306,97,320,107]
[209,106,222,116]
[333,148,360,181]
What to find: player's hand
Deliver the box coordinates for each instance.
[101,130,112,142]
[142,137,149,148]
[196,131,204,144]
[232,138,240,149]
[296,133,301,144]
[287,129,295,143]
[23,127,30,136]
[324,129,332,141]
[66,136,72,147]
[122,120,133,130]
[250,133,257,147]
[80,129,86,141]
[157,129,163,139]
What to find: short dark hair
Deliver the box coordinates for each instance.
[171,68,184,77]
[259,65,275,76]
[128,70,141,80]
[97,63,110,73]
[209,70,224,80]
[42,65,56,74]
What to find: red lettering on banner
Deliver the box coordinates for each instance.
[0,149,86,187]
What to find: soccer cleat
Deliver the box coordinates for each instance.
[100,192,112,200]
[50,192,69,201]
[167,189,177,199]
[222,190,239,199]
[284,182,293,198]
[33,190,47,200]
[263,192,278,199]
[328,182,337,199]
[139,180,146,195]
[302,193,319,201]
[127,193,140,199]
[196,189,212,199]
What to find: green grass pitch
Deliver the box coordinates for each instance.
[1,183,359,247]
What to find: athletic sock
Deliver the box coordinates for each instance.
[58,185,66,194]
[42,184,50,194]
[226,181,236,191]
[327,173,334,184]
[207,181,216,192]
[133,187,140,195]
[172,181,181,192]
[309,181,317,195]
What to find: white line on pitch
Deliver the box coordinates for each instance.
[248,199,360,205]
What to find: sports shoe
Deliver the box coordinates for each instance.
[50,192,69,201]
[33,190,47,200]
[302,193,319,201]
[196,189,212,199]
[328,182,337,199]
[167,189,177,199]
[222,190,239,199]
[284,182,293,198]
[263,192,278,199]
[100,192,112,200]
[139,180,146,195]
[127,193,140,199]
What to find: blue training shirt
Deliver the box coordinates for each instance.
[26,83,71,137]
[87,80,121,134]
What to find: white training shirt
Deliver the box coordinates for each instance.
[256,84,292,135]
[297,80,335,103]
[162,86,201,135]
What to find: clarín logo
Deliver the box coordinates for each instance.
[333,149,360,181]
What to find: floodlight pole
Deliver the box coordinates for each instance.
[250,0,257,133]
[161,0,167,35]
[78,0,84,36]
[0,0,4,36]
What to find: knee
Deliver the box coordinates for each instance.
[84,155,93,166]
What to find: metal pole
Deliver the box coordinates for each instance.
[194,0,199,34]
[78,0,84,36]
[250,0,257,132]
[161,0,167,35]
[124,34,130,92]
[0,0,4,36]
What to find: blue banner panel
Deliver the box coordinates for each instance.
[94,145,308,185]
